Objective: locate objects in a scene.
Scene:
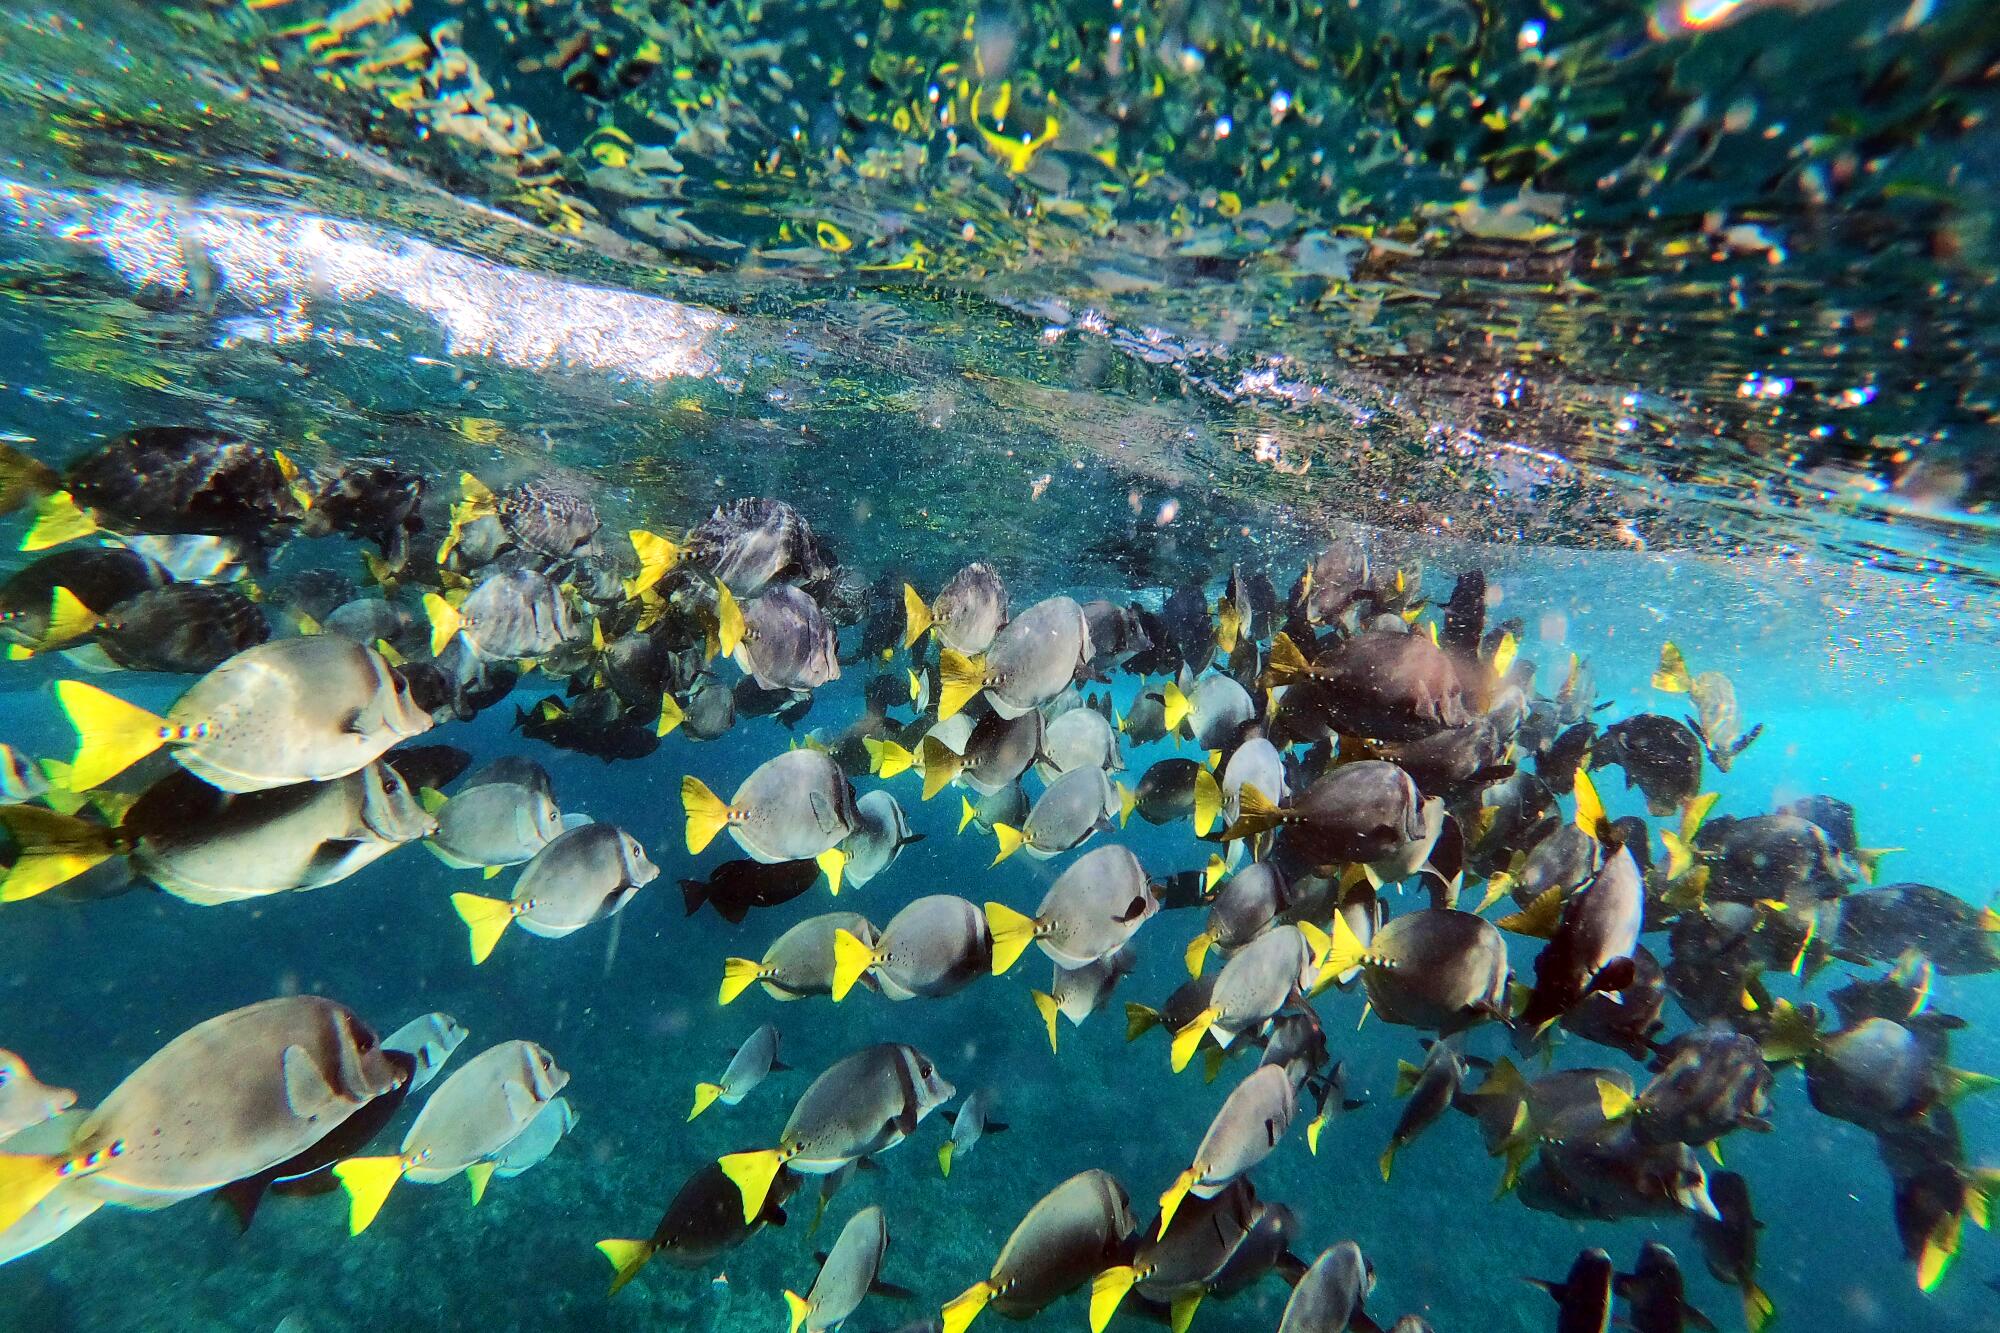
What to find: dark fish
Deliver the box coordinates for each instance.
[1224,760,1426,866]
[1592,715,1703,817]
[1528,1248,1613,1333]
[47,583,268,673]
[595,1162,800,1292]
[686,498,836,597]
[516,691,661,761]
[1381,1038,1465,1181]
[0,547,165,647]
[57,427,305,544]
[303,459,426,567]
[1277,1241,1375,1333]
[1608,1027,1773,1147]
[499,476,599,559]
[1693,1171,1773,1332]
[1517,847,1644,1030]
[1266,630,1473,742]
[1614,1242,1712,1333]
[1537,721,1596,796]
[1562,946,1667,1060]
[1835,884,1999,974]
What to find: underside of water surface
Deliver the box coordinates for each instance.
[0,1,1995,1332]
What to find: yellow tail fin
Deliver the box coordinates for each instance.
[466,1161,495,1206]
[1742,1283,1775,1333]
[903,584,933,649]
[718,1148,786,1224]
[0,805,117,902]
[936,650,986,721]
[1032,990,1062,1053]
[596,1238,658,1295]
[1184,931,1214,979]
[1156,1164,1199,1237]
[785,1289,812,1333]
[720,958,764,1005]
[1498,886,1565,940]
[984,900,1041,974]
[656,692,685,738]
[1573,767,1605,838]
[1317,911,1368,981]
[623,530,680,599]
[1192,768,1221,837]
[1116,781,1135,828]
[22,492,97,552]
[1089,1266,1141,1333]
[44,587,99,644]
[957,795,978,834]
[866,738,916,779]
[1219,782,1280,841]
[333,1155,406,1235]
[921,738,963,801]
[1660,831,1695,882]
[1491,631,1518,678]
[1263,633,1311,687]
[55,679,168,790]
[1595,1077,1636,1122]
[1378,1143,1398,1183]
[941,1281,996,1333]
[816,847,846,897]
[422,592,463,657]
[1651,642,1693,693]
[1161,681,1191,736]
[1125,1003,1161,1040]
[716,582,745,658]
[1169,1292,1203,1333]
[688,1082,725,1121]
[682,776,733,854]
[831,929,879,1002]
[450,892,516,965]
[1169,1006,1220,1073]
[0,1152,66,1235]
[990,824,1024,866]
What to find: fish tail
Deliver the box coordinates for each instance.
[1496,886,1564,940]
[681,775,733,854]
[1378,1142,1398,1183]
[1191,768,1221,837]
[1660,830,1696,882]
[0,440,59,517]
[983,900,1041,974]
[1942,1068,2000,1107]
[0,1152,67,1234]
[1572,768,1606,838]
[55,679,168,791]
[956,794,977,834]
[935,649,986,721]
[815,847,846,897]
[655,692,685,738]
[0,805,118,902]
[784,1290,811,1333]
[1124,1003,1161,1041]
[1156,1165,1199,1237]
[21,491,97,552]
[1651,641,1693,693]
[1491,630,1518,678]
[1115,780,1136,828]
[1315,912,1368,983]
[989,823,1024,866]
[1742,1282,1775,1331]
[920,738,963,801]
[1089,1266,1141,1333]
[830,928,879,1002]
[43,587,99,645]
[714,581,745,658]
[941,1280,996,1333]
[1218,781,1280,841]
[622,529,679,598]
[1169,1006,1220,1073]
[902,584,932,648]
[719,958,763,1005]
[332,1155,406,1235]
[1031,989,1061,1053]
[1160,680,1191,736]
[688,1082,726,1122]
[1183,931,1215,979]
[718,1148,786,1224]
[937,1139,956,1177]
[1262,632,1312,687]
[449,892,515,965]
[596,1238,658,1295]
[421,591,463,657]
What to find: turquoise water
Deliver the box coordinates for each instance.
[0,1,1997,1331]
